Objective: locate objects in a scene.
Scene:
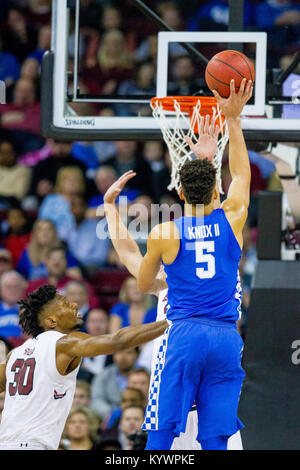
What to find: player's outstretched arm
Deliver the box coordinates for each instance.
[104,171,167,295]
[56,320,169,372]
[213,78,253,249]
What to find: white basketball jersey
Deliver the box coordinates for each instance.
[0,331,80,450]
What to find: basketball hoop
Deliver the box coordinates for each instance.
[150,96,228,194]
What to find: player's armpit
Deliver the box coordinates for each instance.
[222,197,248,249]
[137,225,164,294]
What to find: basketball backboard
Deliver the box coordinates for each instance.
[41,0,300,142]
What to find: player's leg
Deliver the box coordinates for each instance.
[195,323,245,449]
[200,435,229,450]
[146,429,177,450]
[143,321,206,450]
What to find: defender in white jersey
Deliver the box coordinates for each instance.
[0,285,168,450]
[104,170,243,450]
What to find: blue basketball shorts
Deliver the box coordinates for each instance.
[142,317,245,441]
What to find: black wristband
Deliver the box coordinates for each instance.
[278,175,296,180]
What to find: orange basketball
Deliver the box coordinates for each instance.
[205,50,255,98]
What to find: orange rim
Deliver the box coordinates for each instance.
[150,96,225,133]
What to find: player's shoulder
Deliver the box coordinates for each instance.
[56,331,89,346]
[221,197,248,221]
[149,221,179,241]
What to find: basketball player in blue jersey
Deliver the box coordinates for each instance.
[137,78,253,451]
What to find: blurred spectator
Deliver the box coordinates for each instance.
[20,57,40,84]
[86,166,139,218]
[0,36,20,90]
[187,0,257,32]
[27,140,88,204]
[0,5,38,63]
[65,281,91,321]
[0,78,43,153]
[156,2,188,57]
[143,141,170,202]
[72,380,92,408]
[222,153,267,197]
[256,0,300,30]
[81,29,134,96]
[127,368,151,405]
[135,34,158,63]
[115,61,156,116]
[38,166,85,241]
[89,111,117,163]
[66,194,111,270]
[0,270,26,341]
[168,55,203,96]
[0,249,13,277]
[77,308,111,383]
[0,139,31,203]
[1,207,31,267]
[84,5,136,69]
[27,23,51,64]
[109,277,156,333]
[256,0,300,67]
[17,219,81,281]
[102,387,145,431]
[90,347,140,419]
[24,246,99,308]
[60,406,100,450]
[26,0,52,28]
[248,149,282,191]
[68,14,86,62]
[118,405,145,450]
[105,141,155,199]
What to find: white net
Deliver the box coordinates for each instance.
[151,98,229,193]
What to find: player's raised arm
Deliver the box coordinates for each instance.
[213,78,253,249]
[56,319,169,365]
[185,114,219,163]
[185,113,221,208]
[104,170,142,278]
[103,171,167,295]
[138,222,179,294]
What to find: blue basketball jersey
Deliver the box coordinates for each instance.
[163,208,242,323]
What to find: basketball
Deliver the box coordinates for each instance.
[205,50,255,98]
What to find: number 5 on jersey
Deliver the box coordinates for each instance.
[195,240,216,279]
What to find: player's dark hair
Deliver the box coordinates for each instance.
[179,158,216,206]
[18,285,57,338]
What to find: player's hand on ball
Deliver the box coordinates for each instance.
[213,78,253,119]
[185,114,219,162]
[103,170,136,204]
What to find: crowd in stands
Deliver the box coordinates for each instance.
[0,0,293,450]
